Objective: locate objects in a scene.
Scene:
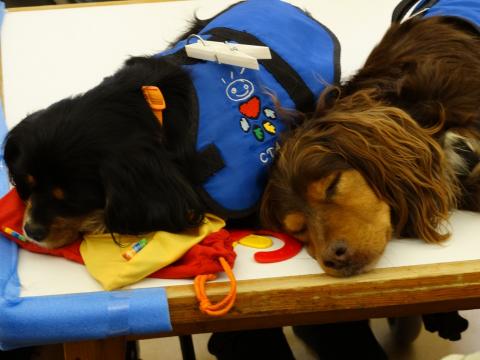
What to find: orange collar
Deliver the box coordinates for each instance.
[142,86,166,126]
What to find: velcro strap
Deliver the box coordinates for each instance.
[192,144,225,184]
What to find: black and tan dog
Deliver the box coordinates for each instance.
[3,0,339,248]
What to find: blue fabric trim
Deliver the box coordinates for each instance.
[0,233,172,350]
[424,0,480,30]
[0,3,172,349]
[412,0,480,30]
[0,2,10,198]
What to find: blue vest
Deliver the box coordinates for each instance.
[159,0,340,217]
[393,0,480,31]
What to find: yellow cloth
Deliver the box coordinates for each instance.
[80,214,225,290]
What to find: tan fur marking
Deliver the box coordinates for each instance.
[26,175,36,187]
[283,212,306,233]
[23,208,106,249]
[52,187,65,200]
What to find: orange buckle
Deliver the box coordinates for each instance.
[142,86,166,126]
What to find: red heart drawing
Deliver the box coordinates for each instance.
[239,96,261,119]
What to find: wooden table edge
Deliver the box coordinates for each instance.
[154,259,480,336]
[5,0,184,13]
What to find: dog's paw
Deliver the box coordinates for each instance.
[422,311,469,341]
[442,131,479,177]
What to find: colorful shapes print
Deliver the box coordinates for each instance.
[228,78,277,143]
[252,125,265,142]
[237,96,277,142]
[264,108,276,119]
[239,95,261,119]
[240,117,250,132]
[262,121,276,135]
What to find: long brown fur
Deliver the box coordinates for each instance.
[261,16,480,276]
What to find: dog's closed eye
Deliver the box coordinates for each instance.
[307,172,342,203]
[325,172,341,199]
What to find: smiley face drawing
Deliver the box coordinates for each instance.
[222,70,255,102]
[225,78,255,102]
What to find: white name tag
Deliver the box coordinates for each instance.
[185,36,272,70]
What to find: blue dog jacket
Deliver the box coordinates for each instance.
[159,0,340,217]
[393,0,480,31]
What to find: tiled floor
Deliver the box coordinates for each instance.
[139,310,480,359]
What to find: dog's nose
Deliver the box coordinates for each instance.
[331,240,348,258]
[322,240,349,269]
[24,223,48,242]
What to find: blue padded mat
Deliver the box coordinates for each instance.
[0,2,172,350]
[0,2,8,197]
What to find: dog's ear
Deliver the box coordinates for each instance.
[312,89,456,243]
[3,122,33,200]
[100,150,205,234]
[314,86,341,116]
[4,129,22,174]
[124,56,152,67]
[259,179,284,231]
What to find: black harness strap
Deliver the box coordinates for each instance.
[164,27,317,113]
[392,0,439,23]
[190,144,225,184]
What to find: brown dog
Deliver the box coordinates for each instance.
[261,15,480,277]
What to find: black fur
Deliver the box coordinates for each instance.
[4,40,207,237]
[4,0,312,242]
